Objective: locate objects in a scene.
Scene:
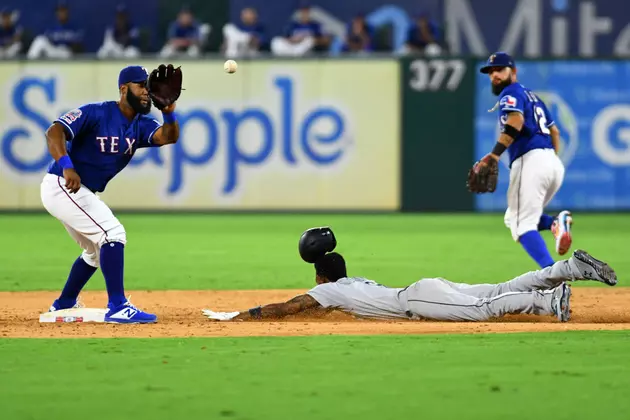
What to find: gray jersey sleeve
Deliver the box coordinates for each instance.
[306,278,408,319]
[307,283,344,308]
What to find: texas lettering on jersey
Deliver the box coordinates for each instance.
[96,137,137,155]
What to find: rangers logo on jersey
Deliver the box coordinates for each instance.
[59,108,83,125]
[500,95,517,107]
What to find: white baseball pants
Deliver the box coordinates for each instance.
[504,148,565,241]
[40,174,126,268]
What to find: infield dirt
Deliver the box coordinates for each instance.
[1,288,629,338]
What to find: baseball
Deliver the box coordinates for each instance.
[224,60,238,74]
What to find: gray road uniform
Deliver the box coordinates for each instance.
[307,259,584,321]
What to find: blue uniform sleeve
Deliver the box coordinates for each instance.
[312,22,322,37]
[167,22,177,39]
[137,116,162,148]
[255,24,266,42]
[55,104,96,141]
[499,89,526,115]
[284,22,296,37]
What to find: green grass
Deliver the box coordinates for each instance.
[0,213,627,291]
[1,332,630,420]
[1,213,629,419]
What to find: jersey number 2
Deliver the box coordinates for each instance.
[526,91,551,135]
[534,106,551,135]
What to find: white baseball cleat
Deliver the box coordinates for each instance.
[552,210,573,256]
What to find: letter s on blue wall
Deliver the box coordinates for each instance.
[2,77,56,172]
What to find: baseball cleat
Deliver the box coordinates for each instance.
[551,283,571,322]
[572,250,618,286]
[104,298,157,324]
[552,210,573,256]
[49,298,84,312]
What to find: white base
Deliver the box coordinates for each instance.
[39,308,108,323]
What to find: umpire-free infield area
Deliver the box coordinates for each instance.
[1,288,630,338]
[1,213,630,337]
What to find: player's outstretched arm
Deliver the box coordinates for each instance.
[152,103,180,146]
[234,294,322,321]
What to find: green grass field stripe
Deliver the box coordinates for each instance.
[1,214,627,291]
[1,331,630,419]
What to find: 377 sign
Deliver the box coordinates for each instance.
[408,59,467,92]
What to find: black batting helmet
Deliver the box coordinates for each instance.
[298,227,337,263]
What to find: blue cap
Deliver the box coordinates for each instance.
[479,52,515,73]
[118,65,149,87]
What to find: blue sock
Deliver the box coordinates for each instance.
[59,256,97,305]
[538,214,555,231]
[100,242,126,307]
[519,230,554,268]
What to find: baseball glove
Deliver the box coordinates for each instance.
[147,64,183,110]
[467,154,499,193]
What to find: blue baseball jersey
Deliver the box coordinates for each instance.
[236,22,266,43]
[0,24,21,47]
[45,22,82,46]
[285,21,322,38]
[498,83,555,165]
[406,21,440,49]
[47,101,162,192]
[344,22,375,51]
[168,22,199,40]
[111,23,139,47]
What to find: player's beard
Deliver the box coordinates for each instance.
[126,89,152,115]
[492,78,512,96]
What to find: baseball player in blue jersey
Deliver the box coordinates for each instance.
[40,64,183,324]
[468,52,573,269]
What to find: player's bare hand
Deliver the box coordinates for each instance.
[162,102,177,114]
[63,169,81,194]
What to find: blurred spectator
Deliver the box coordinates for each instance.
[271,4,328,56]
[0,8,22,58]
[160,6,210,58]
[342,14,374,54]
[222,7,265,58]
[97,4,140,59]
[403,12,442,56]
[27,2,83,59]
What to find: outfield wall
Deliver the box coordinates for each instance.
[0,58,628,212]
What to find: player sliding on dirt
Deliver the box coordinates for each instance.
[203,228,618,323]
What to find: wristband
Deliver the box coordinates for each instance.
[491,142,507,156]
[162,112,176,124]
[248,306,262,319]
[58,155,74,170]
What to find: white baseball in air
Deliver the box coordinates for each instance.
[224,60,238,74]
